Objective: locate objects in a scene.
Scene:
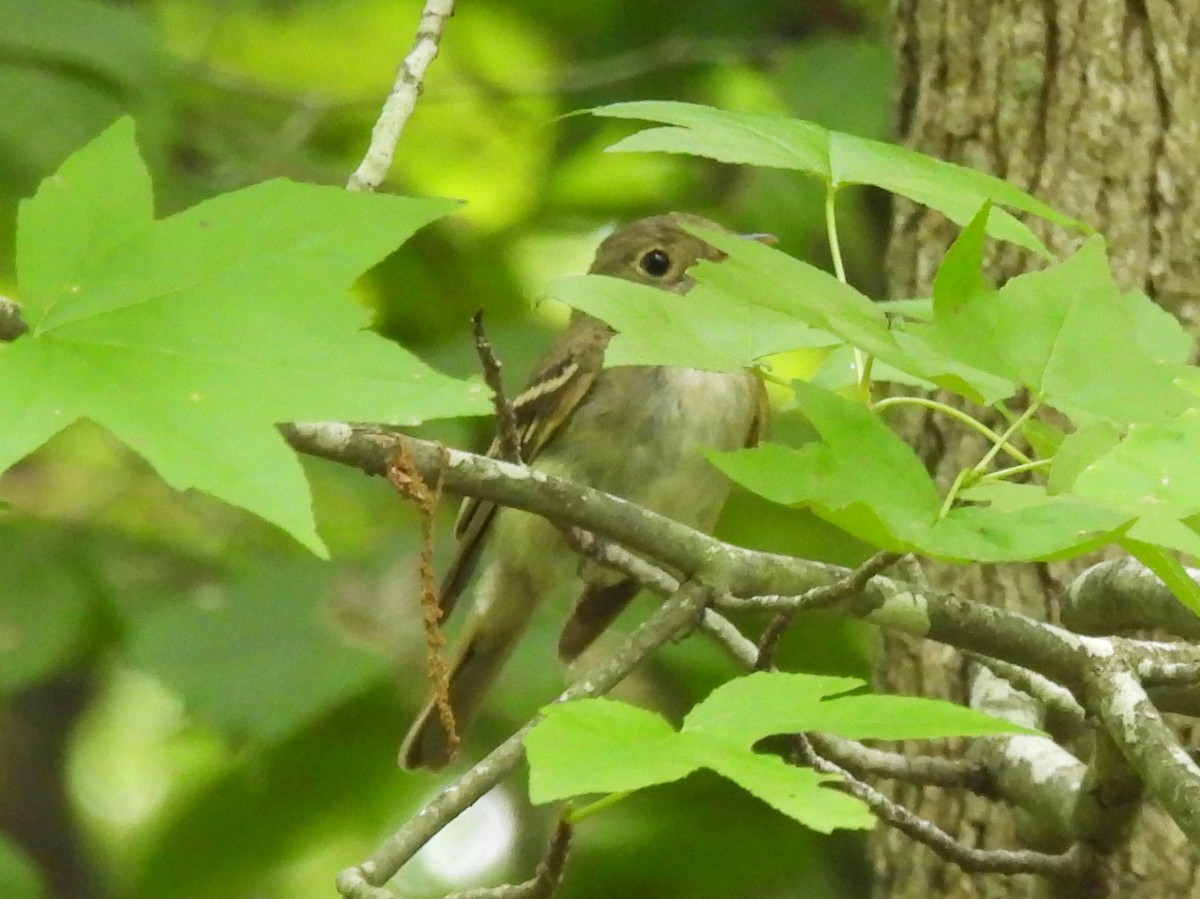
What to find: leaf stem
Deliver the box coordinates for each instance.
[972,396,1043,476]
[825,186,872,401]
[938,397,1045,513]
[755,365,794,389]
[825,187,848,285]
[565,790,632,823]
[871,396,1034,466]
[938,469,970,519]
[976,458,1053,484]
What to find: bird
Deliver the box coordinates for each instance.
[400,212,770,770]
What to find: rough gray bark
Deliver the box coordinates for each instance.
[875,1,1200,897]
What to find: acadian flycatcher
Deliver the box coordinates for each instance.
[401,213,770,769]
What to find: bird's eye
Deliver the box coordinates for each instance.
[639,248,672,278]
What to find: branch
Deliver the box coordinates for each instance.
[334,581,713,898]
[286,422,1200,849]
[1087,665,1200,846]
[698,609,758,668]
[809,733,991,793]
[286,422,747,584]
[285,421,1200,687]
[345,0,455,192]
[966,664,1089,850]
[289,424,1200,697]
[443,817,572,899]
[965,652,1086,729]
[471,310,521,463]
[792,735,1088,878]
[1062,558,1200,639]
[560,527,680,596]
[755,550,900,669]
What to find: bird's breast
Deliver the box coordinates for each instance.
[535,365,759,529]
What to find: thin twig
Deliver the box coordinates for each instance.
[699,609,759,668]
[445,817,573,899]
[750,550,902,617]
[471,310,522,463]
[808,733,992,794]
[335,581,713,898]
[755,551,901,669]
[792,735,1086,877]
[964,652,1086,728]
[561,527,680,596]
[346,0,456,192]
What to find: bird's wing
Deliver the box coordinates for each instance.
[557,579,641,662]
[437,324,612,618]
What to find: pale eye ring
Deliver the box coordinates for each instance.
[639,248,671,277]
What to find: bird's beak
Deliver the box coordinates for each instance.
[740,232,778,246]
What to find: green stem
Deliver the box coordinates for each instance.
[939,469,971,519]
[755,365,793,389]
[977,458,1054,483]
[565,790,633,824]
[859,354,876,389]
[871,396,1034,466]
[825,187,848,284]
[972,395,1043,476]
[825,186,873,401]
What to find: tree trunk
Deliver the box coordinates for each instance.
[874,1,1200,897]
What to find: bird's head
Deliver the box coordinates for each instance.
[588,212,736,293]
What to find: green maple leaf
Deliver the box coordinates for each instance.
[1,118,488,554]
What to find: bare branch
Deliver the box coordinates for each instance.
[1138,658,1200,686]
[698,609,758,668]
[471,310,521,463]
[1063,558,1200,639]
[346,0,455,192]
[1072,733,1142,853]
[1088,666,1200,846]
[286,422,1200,850]
[809,733,992,793]
[965,652,1086,728]
[444,817,573,899]
[755,550,900,669]
[560,527,680,596]
[793,735,1088,878]
[286,422,1200,682]
[335,581,712,898]
[967,662,1089,850]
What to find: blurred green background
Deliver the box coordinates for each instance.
[0,1,894,897]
